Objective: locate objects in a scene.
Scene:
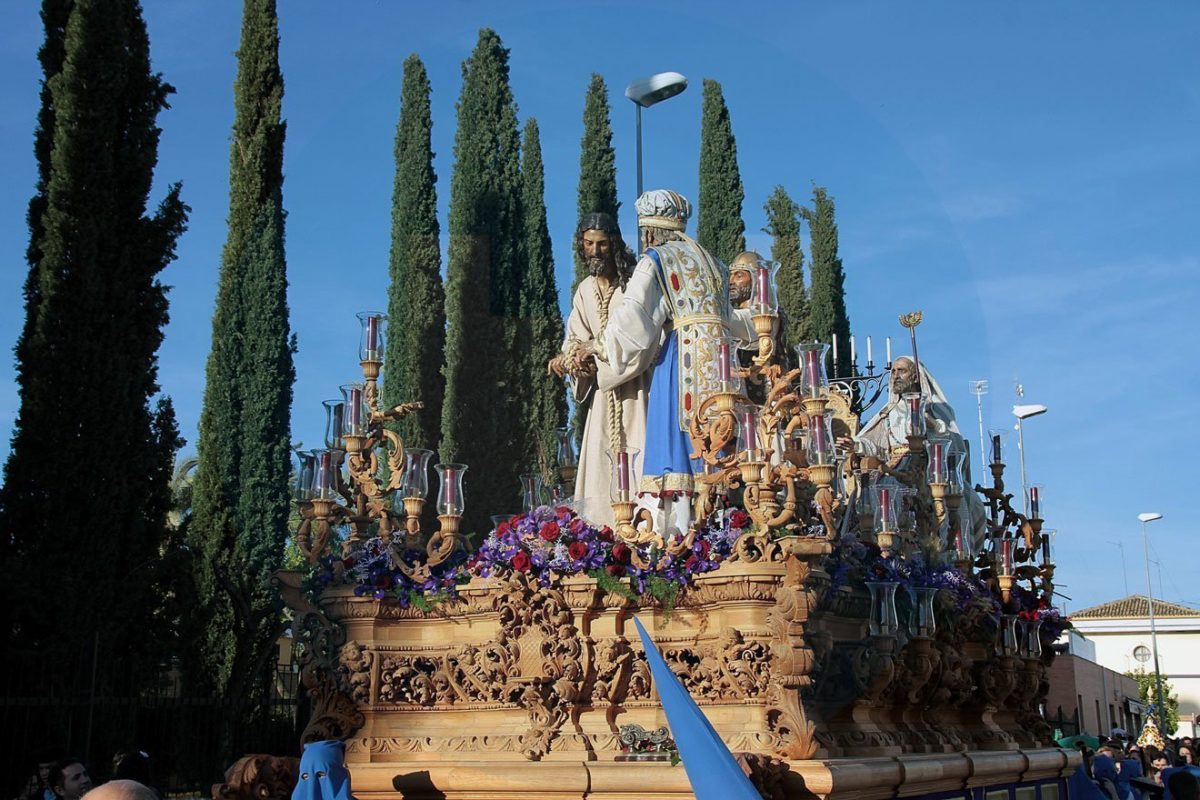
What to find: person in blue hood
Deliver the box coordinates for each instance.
[291,741,352,800]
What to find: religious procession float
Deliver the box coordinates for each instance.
[276,190,1078,798]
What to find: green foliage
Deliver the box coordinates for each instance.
[763,186,811,351]
[441,29,524,533]
[518,118,567,479]
[575,73,619,290]
[588,568,638,601]
[383,55,445,453]
[696,79,745,265]
[1127,668,1181,734]
[801,186,852,377]
[0,0,187,683]
[186,0,293,766]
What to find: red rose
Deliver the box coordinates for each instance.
[511,551,532,572]
[556,505,572,517]
[611,543,631,564]
[605,564,626,578]
[539,522,559,542]
[568,541,589,560]
[685,554,699,570]
[729,510,750,529]
[599,527,615,543]
[696,539,711,558]
[496,521,511,536]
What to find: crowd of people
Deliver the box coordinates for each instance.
[1078,730,1200,799]
[14,752,158,800]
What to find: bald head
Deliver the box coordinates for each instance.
[84,781,156,800]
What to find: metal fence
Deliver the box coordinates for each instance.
[1,640,305,798]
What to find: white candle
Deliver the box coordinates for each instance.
[832,334,838,367]
[866,335,873,366]
[849,335,856,364]
[886,336,892,365]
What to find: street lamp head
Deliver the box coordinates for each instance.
[625,72,688,108]
[1138,512,1163,523]
[1013,403,1048,420]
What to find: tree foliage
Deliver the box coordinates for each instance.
[0,0,187,685]
[801,186,852,377]
[518,118,567,479]
[763,185,810,349]
[696,79,745,265]
[383,55,444,453]
[441,28,524,532]
[575,74,619,290]
[1127,668,1181,735]
[186,0,294,766]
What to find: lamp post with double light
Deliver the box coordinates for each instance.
[625,72,687,199]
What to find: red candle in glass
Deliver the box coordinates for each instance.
[907,395,923,435]
[617,451,630,493]
[1029,486,1040,518]
[718,342,731,383]
[991,434,1002,465]
[444,468,459,511]
[346,387,363,429]
[1000,538,1014,574]
[930,441,946,481]
[810,414,829,455]
[740,410,757,455]
[755,266,770,310]
[365,315,379,354]
[879,486,894,530]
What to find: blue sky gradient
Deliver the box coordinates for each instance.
[1,2,1197,611]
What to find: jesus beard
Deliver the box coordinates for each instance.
[587,256,614,279]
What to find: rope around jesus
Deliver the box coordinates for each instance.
[593,279,624,452]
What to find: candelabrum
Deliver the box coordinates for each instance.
[291,312,470,582]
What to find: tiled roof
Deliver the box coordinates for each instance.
[1073,595,1200,620]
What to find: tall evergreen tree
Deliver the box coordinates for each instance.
[696,78,745,265]
[383,55,444,452]
[518,118,567,478]
[575,74,619,290]
[763,186,810,349]
[441,28,523,532]
[187,0,294,766]
[0,0,187,685]
[801,185,852,377]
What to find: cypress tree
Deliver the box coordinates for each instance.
[518,118,567,478]
[801,186,852,377]
[441,29,523,532]
[383,55,444,452]
[763,185,811,348]
[575,73,619,290]
[187,0,294,766]
[696,78,745,265]
[0,0,187,686]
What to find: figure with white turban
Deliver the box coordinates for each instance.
[604,190,755,537]
[855,355,989,550]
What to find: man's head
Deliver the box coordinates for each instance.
[82,781,157,800]
[574,212,632,285]
[1168,770,1200,800]
[1152,753,1170,771]
[891,357,918,395]
[728,251,760,307]
[50,759,91,800]
[635,189,690,248]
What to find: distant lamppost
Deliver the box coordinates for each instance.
[1012,403,1048,516]
[1138,511,1168,736]
[625,72,688,199]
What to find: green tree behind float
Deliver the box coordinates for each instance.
[518,118,567,480]
[1127,668,1181,735]
[0,0,186,690]
[187,0,295,767]
[441,29,524,532]
[383,55,445,453]
[764,185,811,352]
[575,73,619,290]
[696,78,745,265]
[801,186,852,377]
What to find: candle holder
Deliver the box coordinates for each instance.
[520,473,544,513]
[357,311,386,379]
[874,483,900,557]
[998,537,1016,602]
[1022,618,1043,659]
[555,426,578,489]
[998,614,1019,658]
[903,392,927,453]
[340,383,369,453]
[399,448,432,536]
[805,411,836,487]
[867,580,900,637]
[431,462,467,558]
[910,586,938,639]
[796,342,830,400]
[954,504,975,571]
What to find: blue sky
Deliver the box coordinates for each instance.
[1,2,1197,612]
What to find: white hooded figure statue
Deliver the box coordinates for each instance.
[856,356,989,550]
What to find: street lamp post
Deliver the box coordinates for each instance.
[1013,403,1048,516]
[625,72,688,199]
[1138,511,1168,737]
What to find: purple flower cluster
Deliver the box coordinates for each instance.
[624,511,745,593]
[334,536,466,606]
[470,505,611,587]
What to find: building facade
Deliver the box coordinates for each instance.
[1071,595,1200,738]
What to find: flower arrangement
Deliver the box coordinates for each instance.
[471,505,610,587]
